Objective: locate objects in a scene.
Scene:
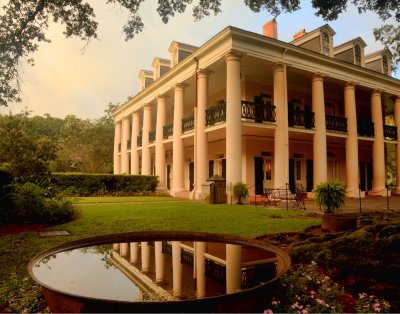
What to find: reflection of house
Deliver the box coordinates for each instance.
[111,241,277,300]
[113,20,400,200]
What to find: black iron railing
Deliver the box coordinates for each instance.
[326,115,347,132]
[384,125,398,140]
[206,101,226,126]
[137,135,142,147]
[149,130,156,143]
[127,139,131,150]
[241,100,276,122]
[118,143,121,152]
[288,108,315,129]
[163,123,173,139]
[182,112,194,133]
[357,118,374,137]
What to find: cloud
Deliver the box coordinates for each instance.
[0,0,390,118]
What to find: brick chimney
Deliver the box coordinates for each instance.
[263,18,277,39]
[293,29,307,40]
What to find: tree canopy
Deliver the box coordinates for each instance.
[1,0,399,107]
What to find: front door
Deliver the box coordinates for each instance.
[263,158,273,189]
[189,162,194,191]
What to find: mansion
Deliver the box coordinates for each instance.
[113,20,400,201]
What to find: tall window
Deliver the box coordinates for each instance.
[354,44,361,65]
[383,56,389,75]
[322,31,330,55]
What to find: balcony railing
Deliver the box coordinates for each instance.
[137,135,142,147]
[127,139,131,150]
[182,112,194,133]
[384,125,398,140]
[357,118,374,137]
[163,123,173,139]
[118,143,121,152]
[288,108,315,129]
[149,130,156,143]
[326,115,347,133]
[241,101,276,122]
[206,101,226,127]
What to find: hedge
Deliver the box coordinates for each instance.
[51,173,159,196]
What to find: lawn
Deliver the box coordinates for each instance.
[0,197,321,312]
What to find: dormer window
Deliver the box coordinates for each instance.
[354,44,361,66]
[322,31,330,55]
[383,56,389,74]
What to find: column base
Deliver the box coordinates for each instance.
[346,188,365,198]
[368,189,391,197]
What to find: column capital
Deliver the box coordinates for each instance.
[371,89,382,96]
[273,62,286,71]
[173,82,188,91]
[344,81,357,89]
[156,94,168,101]
[312,73,325,82]
[197,68,213,78]
[225,51,243,63]
[143,103,151,110]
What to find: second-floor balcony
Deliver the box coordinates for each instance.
[149,130,156,143]
[357,118,374,137]
[384,125,398,140]
[163,123,173,139]
[288,108,315,129]
[137,134,142,147]
[241,101,276,122]
[182,112,194,133]
[326,115,347,133]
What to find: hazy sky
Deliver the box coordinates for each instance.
[1,0,389,119]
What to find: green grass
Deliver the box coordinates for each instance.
[0,198,321,312]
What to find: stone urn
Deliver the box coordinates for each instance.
[321,213,358,232]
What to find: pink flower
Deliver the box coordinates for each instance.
[271,300,279,305]
[264,309,273,314]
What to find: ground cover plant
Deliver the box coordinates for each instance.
[0,198,320,312]
[260,210,400,312]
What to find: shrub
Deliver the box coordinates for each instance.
[52,173,158,196]
[10,182,78,224]
[232,181,249,204]
[313,180,345,213]
[0,170,14,224]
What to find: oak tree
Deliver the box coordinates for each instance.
[1,0,399,107]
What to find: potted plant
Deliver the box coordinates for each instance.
[232,182,249,205]
[314,180,357,232]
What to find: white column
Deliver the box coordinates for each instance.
[344,83,360,197]
[195,241,206,298]
[113,122,122,174]
[141,241,150,274]
[226,244,242,294]
[370,90,386,195]
[394,97,400,193]
[120,243,129,257]
[172,241,182,298]
[195,70,209,199]
[121,117,130,174]
[225,52,242,203]
[142,105,152,175]
[130,242,139,264]
[312,74,327,187]
[156,96,167,191]
[154,241,165,283]
[172,84,185,195]
[131,112,140,175]
[113,243,120,251]
[273,64,289,188]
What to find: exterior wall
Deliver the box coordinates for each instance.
[365,59,382,73]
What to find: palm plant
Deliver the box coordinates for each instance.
[313,180,345,214]
[232,181,249,204]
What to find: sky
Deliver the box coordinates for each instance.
[0,0,391,120]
